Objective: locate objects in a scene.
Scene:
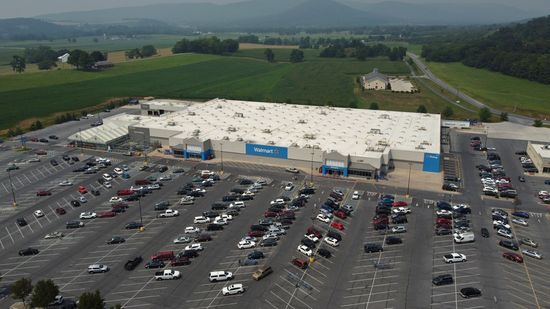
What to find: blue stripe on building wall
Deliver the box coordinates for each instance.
[423,153,441,173]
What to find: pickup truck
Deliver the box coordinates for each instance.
[443,253,467,263]
[154,269,181,280]
[157,209,179,218]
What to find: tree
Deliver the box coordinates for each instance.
[442,106,454,118]
[11,277,33,307]
[79,290,105,309]
[14,127,23,136]
[90,51,106,62]
[140,45,157,58]
[533,119,543,127]
[417,105,428,113]
[264,49,275,63]
[349,100,358,108]
[479,107,491,122]
[10,56,26,73]
[289,49,304,63]
[68,49,94,70]
[29,120,43,131]
[369,102,379,110]
[93,38,99,43]
[500,112,509,121]
[37,59,56,70]
[31,279,59,308]
[125,48,142,59]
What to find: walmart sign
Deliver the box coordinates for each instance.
[245,143,288,159]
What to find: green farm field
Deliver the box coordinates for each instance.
[427,61,550,119]
[0,50,410,130]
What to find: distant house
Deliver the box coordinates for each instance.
[57,53,70,63]
[93,61,114,70]
[361,68,389,90]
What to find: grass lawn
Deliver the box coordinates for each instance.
[0,49,409,131]
[427,61,550,119]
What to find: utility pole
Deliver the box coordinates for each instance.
[7,169,17,207]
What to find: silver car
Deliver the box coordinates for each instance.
[521,238,538,248]
[512,218,528,227]
[522,249,543,259]
[87,264,109,274]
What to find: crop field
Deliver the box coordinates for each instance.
[0,50,411,130]
[427,61,550,119]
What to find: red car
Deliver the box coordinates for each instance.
[55,207,66,215]
[264,211,278,218]
[292,258,308,269]
[373,215,389,225]
[334,210,347,219]
[436,217,451,225]
[117,189,134,196]
[392,201,408,207]
[98,211,116,218]
[503,252,523,263]
[36,190,51,196]
[307,227,322,238]
[170,257,191,266]
[248,230,265,237]
[78,185,88,194]
[331,221,345,231]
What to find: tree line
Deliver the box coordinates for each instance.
[9,46,107,73]
[320,42,406,61]
[172,37,239,55]
[421,15,550,84]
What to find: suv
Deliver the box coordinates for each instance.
[252,266,273,281]
[124,257,143,271]
[88,264,109,274]
[364,243,383,253]
[292,258,308,269]
[499,240,519,251]
[432,274,454,286]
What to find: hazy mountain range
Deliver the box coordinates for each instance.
[2,0,549,31]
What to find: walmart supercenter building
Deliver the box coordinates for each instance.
[71,99,441,177]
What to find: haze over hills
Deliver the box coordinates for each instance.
[33,0,548,27]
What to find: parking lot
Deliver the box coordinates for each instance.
[0,125,549,309]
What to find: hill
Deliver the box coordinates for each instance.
[422,15,550,84]
[0,18,82,40]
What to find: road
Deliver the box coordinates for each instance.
[408,52,548,126]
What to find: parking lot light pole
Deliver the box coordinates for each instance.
[138,197,144,231]
[7,169,17,207]
[406,163,412,197]
[220,143,224,174]
[310,149,314,185]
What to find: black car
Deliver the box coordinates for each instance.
[260,238,277,247]
[73,167,87,172]
[145,260,165,269]
[107,236,126,244]
[318,248,331,258]
[385,236,402,245]
[124,256,143,271]
[499,240,519,251]
[66,221,84,229]
[392,215,408,224]
[0,285,11,300]
[91,189,100,196]
[125,222,143,230]
[436,228,452,235]
[247,250,265,259]
[239,179,253,185]
[50,159,59,166]
[460,287,482,298]
[70,200,81,207]
[179,250,199,259]
[158,166,168,173]
[203,211,219,218]
[436,201,452,210]
[16,218,27,227]
[207,224,224,231]
[71,156,79,162]
[500,190,518,198]
[125,195,140,201]
[222,195,238,202]
[327,231,342,241]
[231,188,245,194]
[61,155,70,161]
[432,274,454,286]
[154,204,169,211]
[250,224,269,232]
[301,238,316,249]
[481,228,490,238]
[442,183,458,191]
[299,187,316,195]
[364,243,383,253]
[189,191,204,197]
[173,168,185,174]
[39,138,49,143]
[19,248,39,256]
[212,203,228,210]
[226,209,240,216]
[239,195,253,201]
[374,223,388,231]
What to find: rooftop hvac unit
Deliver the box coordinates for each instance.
[192,129,200,136]
[544,145,550,149]
[377,140,389,146]
[418,126,426,131]
[234,112,244,118]
[167,121,176,126]
[298,119,306,124]
[216,105,222,109]
[258,106,266,110]
[303,134,316,140]
[304,144,312,148]
[227,127,237,132]
[369,129,381,134]
[267,141,275,145]
[416,145,426,150]
[378,114,390,119]
[421,141,432,145]
[188,112,196,116]
[320,111,327,115]
[262,129,272,134]
[222,136,229,140]
[290,142,299,147]
[133,116,141,120]
[313,145,321,149]
[236,137,244,142]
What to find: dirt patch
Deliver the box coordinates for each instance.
[107,48,174,63]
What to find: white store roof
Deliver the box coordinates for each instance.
[531,143,550,158]
[68,122,129,144]
[129,99,441,156]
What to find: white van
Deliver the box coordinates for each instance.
[209,271,234,282]
[454,232,475,243]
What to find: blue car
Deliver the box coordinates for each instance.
[512,211,530,219]
[545,179,550,185]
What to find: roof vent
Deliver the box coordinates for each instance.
[298,119,306,124]
[290,142,299,147]
[227,127,237,132]
[418,126,426,131]
[234,112,244,118]
[245,140,253,144]
[303,134,316,140]
[378,114,390,119]
[192,129,200,136]
[267,141,275,145]
[216,105,222,109]
[262,129,272,134]
[416,145,426,150]
[188,111,196,116]
[133,116,141,120]
[320,111,327,115]
[313,145,321,149]
[258,106,266,110]
[222,136,229,140]
[236,137,244,142]
[167,121,176,126]
[369,128,381,134]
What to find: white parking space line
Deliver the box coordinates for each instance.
[110,287,167,295]
[5,227,15,244]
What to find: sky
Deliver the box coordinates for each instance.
[0,0,546,19]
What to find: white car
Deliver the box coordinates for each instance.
[102,173,112,181]
[159,175,172,181]
[58,180,73,186]
[44,231,64,239]
[216,214,233,221]
[179,196,194,205]
[185,243,203,251]
[79,212,97,219]
[297,245,313,257]
[184,226,200,234]
[392,207,411,215]
[222,283,245,296]
[304,234,319,242]
[148,184,161,190]
[443,253,467,263]
[173,236,191,244]
[270,199,285,206]
[512,218,528,227]
[27,157,41,163]
[229,201,245,209]
[324,237,339,247]
[284,182,294,191]
[352,191,360,200]
[493,220,511,230]
[497,228,513,239]
[316,214,331,223]
[109,196,122,203]
[78,196,87,203]
[241,236,257,242]
[522,249,543,260]
[157,209,179,218]
[391,225,407,233]
[436,209,452,216]
[238,240,256,249]
[452,203,470,211]
[113,167,123,175]
[194,216,210,224]
[34,210,45,218]
[103,182,112,188]
[263,233,279,241]
[213,218,228,225]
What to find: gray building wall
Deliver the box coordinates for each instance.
[128,126,150,146]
